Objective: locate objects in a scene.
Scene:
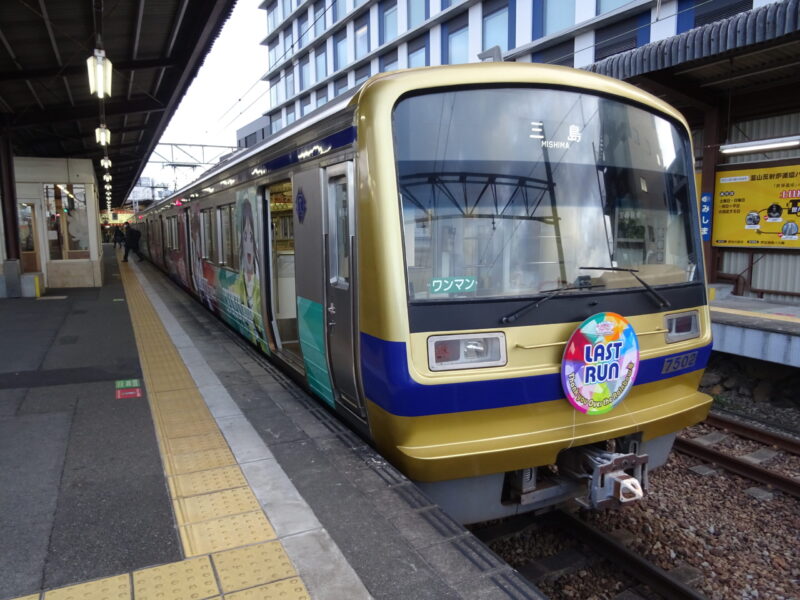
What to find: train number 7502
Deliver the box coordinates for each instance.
[661,351,698,374]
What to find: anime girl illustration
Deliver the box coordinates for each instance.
[235,192,267,350]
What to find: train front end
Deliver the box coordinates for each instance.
[355,64,712,523]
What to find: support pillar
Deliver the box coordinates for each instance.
[0,130,21,297]
[701,107,720,283]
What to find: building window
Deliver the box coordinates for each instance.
[270,111,283,134]
[286,69,295,98]
[315,45,327,80]
[334,30,348,71]
[482,0,512,52]
[316,86,328,106]
[269,39,281,67]
[202,208,217,262]
[355,14,370,59]
[267,2,279,32]
[543,0,574,36]
[355,64,370,85]
[282,0,291,20]
[301,95,312,115]
[332,0,344,22]
[300,56,310,90]
[691,0,752,28]
[594,12,649,61]
[441,0,451,9]
[443,14,468,64]
[298,14,310,48]
[314,0,326,36]
[532,38,574,66]
[408,0,428,29]
[44,184,90,260]
[407,33,429,67]
[269,76,281,107]
[284,27,294,56]
[380,1,398,44]
[597,0,632,14]
[287,103,296,125]
[219,205,238,269]
[380,49,398,72]
[334,76,348,96]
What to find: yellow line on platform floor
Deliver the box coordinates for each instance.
[711,305,800,324]
[12,259,310,600]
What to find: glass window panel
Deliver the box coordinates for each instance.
[269,77,280,108]
[287,104,296,124]
[447,26,468,64]
[317,86,328,106]
[314,0,325,36]
[202,208,217,261]
[334,32,348,70]
[598,0,632,13]
[286,70,295,97]
[333,0,344,21]
[408,46,426,67]
[284,27,294,56]
[282,0,291,19]
[301,95,312,115]
[335,76,348,96]
[382,2,397,43]
[355,17,369,59]
[409,0,427,28]
[393,88,700,301]
[355,65,370,84]
[380,50,398,71]
[315,46,327,80]
[267,2,279,32]
[483,6,508,52]
[298,15,309,48]
[300,58,310,90]
[545,0,575,35]
[329,175,350,283]
[269,40,280,67]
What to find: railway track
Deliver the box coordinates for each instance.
[674,412,800,498]
[473,510,706,600]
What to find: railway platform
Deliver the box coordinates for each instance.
[0,246,543,600]
[709,284,800,367]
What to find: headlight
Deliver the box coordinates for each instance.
[664,310,700,343]
[427,332,507,371]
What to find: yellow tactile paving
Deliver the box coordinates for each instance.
[132,556,218,600]
[169,466,250,499]
[18,261,311,600]
[167,431,230,455]
[43,574,130,600]
[180,511,277,556]
[223,578,310,600]
[212,541,297,593]
[175,486,262,525]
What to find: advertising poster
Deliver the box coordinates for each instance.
[712,165,800,248]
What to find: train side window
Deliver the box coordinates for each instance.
[219,204,238,269]
[202,208,217,262]
[327,172,350,287]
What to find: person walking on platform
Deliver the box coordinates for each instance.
[112,225,125,249]
[122,223,143,262]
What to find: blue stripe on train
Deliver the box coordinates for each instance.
[360,332,713,417]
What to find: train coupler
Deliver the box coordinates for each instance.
[559,445,649,509]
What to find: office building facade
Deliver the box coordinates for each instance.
[237,0,766,147]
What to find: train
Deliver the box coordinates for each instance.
[134,63,713,524]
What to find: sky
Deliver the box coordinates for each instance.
[140,0,268,190]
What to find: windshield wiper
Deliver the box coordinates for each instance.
[579,266,671,309]
[500,284,603,324]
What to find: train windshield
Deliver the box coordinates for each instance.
[393,87,701,302]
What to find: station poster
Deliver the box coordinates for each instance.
[712,165,800,248]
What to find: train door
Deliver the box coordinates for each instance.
[265,180,302,363]
[183,207,192,284]
[323,162,363,415]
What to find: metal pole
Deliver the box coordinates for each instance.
[0,131,19,260]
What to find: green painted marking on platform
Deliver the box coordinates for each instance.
[113,298,126,302]
[115,379,141,389]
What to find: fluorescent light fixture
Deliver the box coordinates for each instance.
[105,184,112,191]
[720,135,800,155]
[86,49,112,98]
[103,173,112,182]
[100,157,112,168]
[95,125,111,146]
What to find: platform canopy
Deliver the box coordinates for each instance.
[0,0,236,207]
